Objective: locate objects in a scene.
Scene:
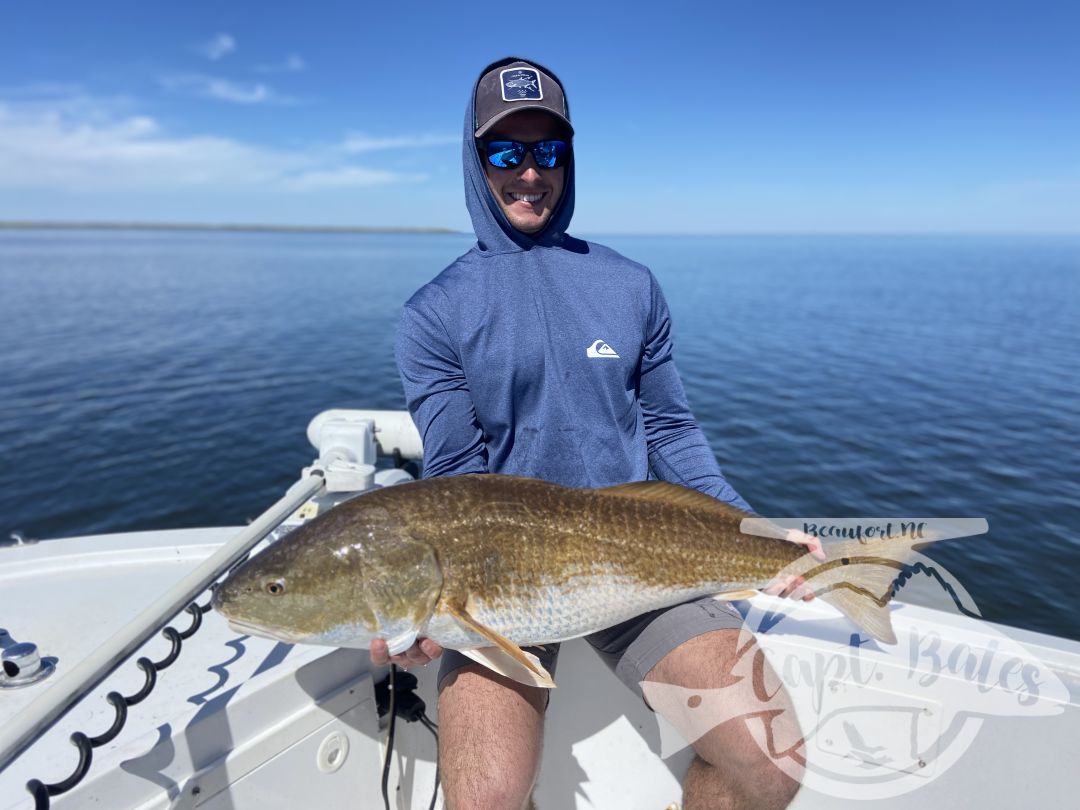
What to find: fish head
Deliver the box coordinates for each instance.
[213,502,443,649]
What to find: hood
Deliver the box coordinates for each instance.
[463,56,576,253]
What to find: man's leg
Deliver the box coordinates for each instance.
[645,630,803,810]
[437,655,551,810]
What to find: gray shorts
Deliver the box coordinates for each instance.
[436,596,745,701]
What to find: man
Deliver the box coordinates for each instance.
[380,57,817,810]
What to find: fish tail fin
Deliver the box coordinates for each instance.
[819,579,897,645]
[809,537,922,645]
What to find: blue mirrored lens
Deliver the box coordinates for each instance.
[486,141,524,168]
[532,140,565,168]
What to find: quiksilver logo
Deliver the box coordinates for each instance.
[587,340,620,359]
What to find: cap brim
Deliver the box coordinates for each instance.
[475,106,574,138]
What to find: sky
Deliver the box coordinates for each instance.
[1,1,1078,234]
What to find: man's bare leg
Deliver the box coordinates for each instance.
[646,630,804,810]
[438,663,547,810]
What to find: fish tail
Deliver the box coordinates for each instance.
[808,537,923,645]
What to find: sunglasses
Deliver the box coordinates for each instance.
[481,139,570,170]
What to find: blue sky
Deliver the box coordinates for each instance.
[1,1,1077,233]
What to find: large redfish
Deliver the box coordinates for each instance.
[213,475,904,687]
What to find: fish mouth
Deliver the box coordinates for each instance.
[224,617,291,642]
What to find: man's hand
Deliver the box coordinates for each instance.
[370,638,444,669]
[763,528,825,602]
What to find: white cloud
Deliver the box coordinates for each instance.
[160,74,294,105]
[340,132,458,153]
[287,167,424,189]
[199,33,236,61]
[0,94,425,192]
[0,85,135,122]
[256,54,307,74]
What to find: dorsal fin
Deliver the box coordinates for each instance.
[596,481,752,519]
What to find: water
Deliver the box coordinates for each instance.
[2,230,1078,641]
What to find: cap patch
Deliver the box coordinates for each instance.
[500,68,543,102]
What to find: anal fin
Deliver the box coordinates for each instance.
[712,589,759,601]
[457,647,555,689]
[444,602,555,689]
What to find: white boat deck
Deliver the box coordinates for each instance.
[2,525,1079,808]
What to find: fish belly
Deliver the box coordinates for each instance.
[424,576,720,650]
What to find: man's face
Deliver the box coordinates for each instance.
[480,110,567,235]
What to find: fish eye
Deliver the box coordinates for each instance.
[264,579,286,596]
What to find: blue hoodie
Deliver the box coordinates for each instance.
[395,57,750,511]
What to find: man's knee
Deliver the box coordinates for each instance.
[648,629,805,805]
[733,752,800,808]
[684,749,799,810]
[691,713,803,808]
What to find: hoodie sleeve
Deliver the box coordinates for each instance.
[639,273,753,512]
[396,295,489,478]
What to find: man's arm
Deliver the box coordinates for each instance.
[396,295,488,478]
[638,272,753,512]
[378,293,487,668]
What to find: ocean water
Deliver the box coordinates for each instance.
[1,230,1078,641]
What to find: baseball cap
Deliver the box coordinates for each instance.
[474,58,574,138]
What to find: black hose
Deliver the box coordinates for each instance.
[380,665,397,810]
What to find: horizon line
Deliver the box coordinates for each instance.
[0,221,461,235]
[1,221,1078,238]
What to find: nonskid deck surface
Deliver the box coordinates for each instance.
[2,527,1078,808]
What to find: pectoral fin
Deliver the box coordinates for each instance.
[444,602,555,689]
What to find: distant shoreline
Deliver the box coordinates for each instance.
[0,221,460,235]
[2,222,1075,238]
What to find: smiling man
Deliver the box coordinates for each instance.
[387,57,813,810]
[479,110,566,234]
